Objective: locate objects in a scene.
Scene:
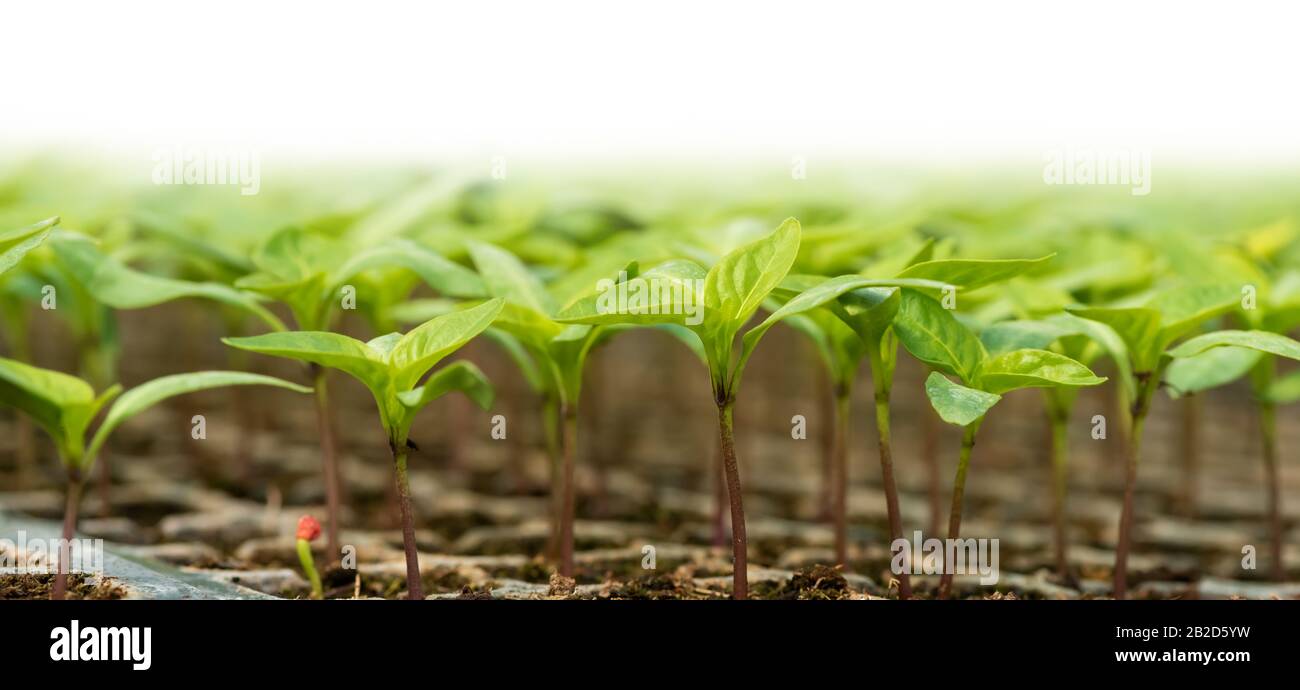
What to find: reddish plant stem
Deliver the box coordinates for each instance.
[832,383,851,567]
[52,471,84,601]
[558,404,578,577]
[711,440,727,548]
[1114,373,1156,600]
[921,402,943,538]
[938,421,980,600]
[869,345,911,598]
[817,367,835,523]
[311,366,341,558]
[1048,414,1070,579]
[1259,399,1283,581]
[391,447,423,600]
[541,398,561,561]
[873,396,912,598]
[716,399,748,599]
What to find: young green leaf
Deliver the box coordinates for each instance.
[924,371,1001,426]
[1065,307,1162,372]
[1165,346,1262,397]
[891,290,987,383]
[466,239,557,316]
[0,356,113,461]
[397,360,494,415]
[222,330,392,391]
[554,259,708,326]
[86,372,313,465]
[704,217,801,333]
[332,238,486,299]
[0,217,58,275]
[975,348,1107,395]
[894,255,1052,292]
[51,234,286,331]
[1168,329,1300,362]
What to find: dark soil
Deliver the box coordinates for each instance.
[0,573,126,600]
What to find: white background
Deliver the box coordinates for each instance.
[3,1,1299,165]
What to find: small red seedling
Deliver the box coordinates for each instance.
[297,515,324,600]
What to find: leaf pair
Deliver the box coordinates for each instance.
[49,233,287,331]
[1068,283,1240,375]
[0,217,58,276]
[555,219,803,398]
[893,291,1106,426]
[238,227,485,330]
[0,357,311,472]
[224,298,503,445]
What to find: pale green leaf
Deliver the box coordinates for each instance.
[0,217,57,275]
[892,290,986,383]
[925,371,1001,426]
[975,348,1106,395]
[87,372,312,465]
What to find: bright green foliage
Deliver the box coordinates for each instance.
[50,233,286,331]
[223,298,502,446]
[237,227,485,331]
[557,219,803,400]
[0,357,310,471]
[1069,284,1240,375]
[0,217,57,275]
[894,291,1105,425]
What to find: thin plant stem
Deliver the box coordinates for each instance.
[1049,413,1070,579]
[52,471,84,601]
[832,381,851,567]
[817,364,835,522]
[869,345,911,598]
[311,365,342,557]
[297,539,323,599]
[938,420,981,600]
[1114,372,1157,600]
[921,401,943,537]
[716,399,748,599]
[541,397,561,561]
[391,447,423,600]
[1259,398,1283,581]
[558,403,578,577]
[712,439,727,548]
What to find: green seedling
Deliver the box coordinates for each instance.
[893,290,1105,598]
[46,233,291,517]
[235,227,486,555]
[979,313,1129,578]
[0,359,311,599]
[1068,283,1247,598]
[0,217,60,484]
[1167,329,1300,583]
[465,239,624,577]
[760,244,1048,594]
[296,515,324,599]
[557,219,808,598]
[223,298,503,599]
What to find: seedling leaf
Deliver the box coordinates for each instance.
[924,371,1001,426]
